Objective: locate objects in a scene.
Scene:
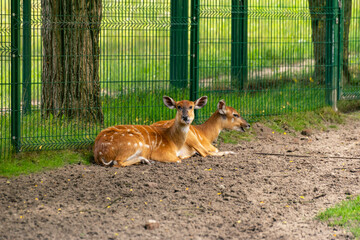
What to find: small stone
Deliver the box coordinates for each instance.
[301,129,312,136]
[145,219,159,230]
[144,182,158,188]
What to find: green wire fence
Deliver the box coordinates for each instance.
[0,0,359,158]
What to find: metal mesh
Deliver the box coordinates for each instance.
[17,0,191,152]
[196,0,340,123]
[0,0,11,157]
[341,0,360,99]
[0,0,359,158]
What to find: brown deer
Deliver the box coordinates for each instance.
[93,96,208,167]
[152,100,250,159]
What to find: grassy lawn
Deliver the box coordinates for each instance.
[317,196,360,239]
[0,149,91,178]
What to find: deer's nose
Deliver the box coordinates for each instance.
[182,116,190,123]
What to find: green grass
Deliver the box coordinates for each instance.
[218,105,348,144]
[317,196,360,239]
[218,99,360,144]
[261,106,345,134]
[0,150,91,178]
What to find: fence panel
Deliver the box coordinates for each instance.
[340,0,360,100]
[12,0,192,153]
[196,0,341,123]
[0,0,12,157]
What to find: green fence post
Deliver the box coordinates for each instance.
[325,0,339,109]
[231,0,248,90]
[190,0,199,102]
[11,0,21,152]
[23,0,31,115]
[170,0,188,88]
[337,0,344,100]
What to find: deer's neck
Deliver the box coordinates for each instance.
[195,111,222,143]
[166,121,190,149]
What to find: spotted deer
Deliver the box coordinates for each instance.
[93,96,208,167]
[152,100,250,159]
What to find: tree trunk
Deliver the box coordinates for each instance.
[41,0,103,123]
[308,0,327,84]
[343,0,352,84]
[308,0,352,84]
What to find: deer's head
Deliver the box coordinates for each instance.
[217,100,250,132]
[163,96,208,125]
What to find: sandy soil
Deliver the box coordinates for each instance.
[1,114,359,240]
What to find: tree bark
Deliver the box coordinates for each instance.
[343,0,352,84]
[308,0,352,84]
[308,0,327,84]
[41,0,103,123]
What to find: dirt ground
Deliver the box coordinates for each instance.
[1,114,360,240]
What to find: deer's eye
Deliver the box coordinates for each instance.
[233,114,239,118]
[177,106,181,110]
[189,106,193,109]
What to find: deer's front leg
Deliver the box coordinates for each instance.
[151,151,182,163]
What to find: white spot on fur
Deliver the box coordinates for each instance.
[134,143,137,147]
[99,152,103,155]
[127,129,130,132]
[129,134,133,136]
[182,125,190,134]
[121,134,125,136]
[145,144,150,148]
[111,147,115,150]
[139,142,143,147]
[162,144,165,147]
[128,142,131,146]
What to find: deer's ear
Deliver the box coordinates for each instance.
[163,96,176,109]
[217,100,226,115]
[194,96,208,109]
